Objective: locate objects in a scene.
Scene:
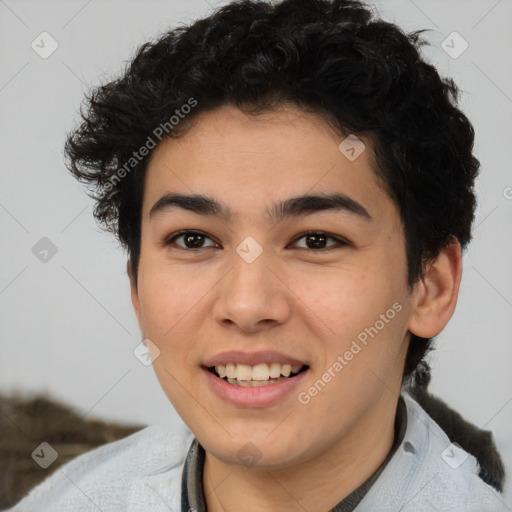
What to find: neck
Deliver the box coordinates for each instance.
[203,392,400,512]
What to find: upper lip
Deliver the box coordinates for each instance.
[203,350,308,368]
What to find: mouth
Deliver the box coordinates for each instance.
[205,363,310,387]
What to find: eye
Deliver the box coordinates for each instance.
[289,231,348,250]
[164,230,219,250]
[163,230,348,251]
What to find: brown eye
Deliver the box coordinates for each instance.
[166,231,218,249]
[291,231,348,250]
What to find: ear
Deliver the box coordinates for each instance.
[127,259,142,330]
[407,237,463,338]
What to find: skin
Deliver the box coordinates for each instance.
[128,104,462,512]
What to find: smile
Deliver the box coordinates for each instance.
[210,362,308,386]
[203,364,310,407]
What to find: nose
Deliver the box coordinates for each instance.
[212,246,291,333]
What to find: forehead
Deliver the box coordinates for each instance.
[143,104,393,224]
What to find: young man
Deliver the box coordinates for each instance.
[8,0,507,510]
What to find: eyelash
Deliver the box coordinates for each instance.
[163,230,349,251]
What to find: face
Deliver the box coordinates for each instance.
[130,104,417,468]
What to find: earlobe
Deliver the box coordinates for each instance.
[407,237,463,339]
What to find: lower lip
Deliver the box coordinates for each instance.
[203,367,309,408]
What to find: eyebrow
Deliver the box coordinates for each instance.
[149,192,372,223]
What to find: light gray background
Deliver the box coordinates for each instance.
[1,0,511,506]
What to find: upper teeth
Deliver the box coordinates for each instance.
[215,363,303,381]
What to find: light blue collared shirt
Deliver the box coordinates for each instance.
[6,390,508,511]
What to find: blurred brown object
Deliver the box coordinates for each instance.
[0,392,145,509]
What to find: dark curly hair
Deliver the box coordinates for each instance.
[64,0,479,388]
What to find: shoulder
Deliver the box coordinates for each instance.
[356,392,508,511]
[6,423,194,512]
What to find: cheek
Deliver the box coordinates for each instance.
[136,263,199,353]
[293,256,408,370]
[136,269,199,403]
[291,262,388,339]
[294,270,408,426]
